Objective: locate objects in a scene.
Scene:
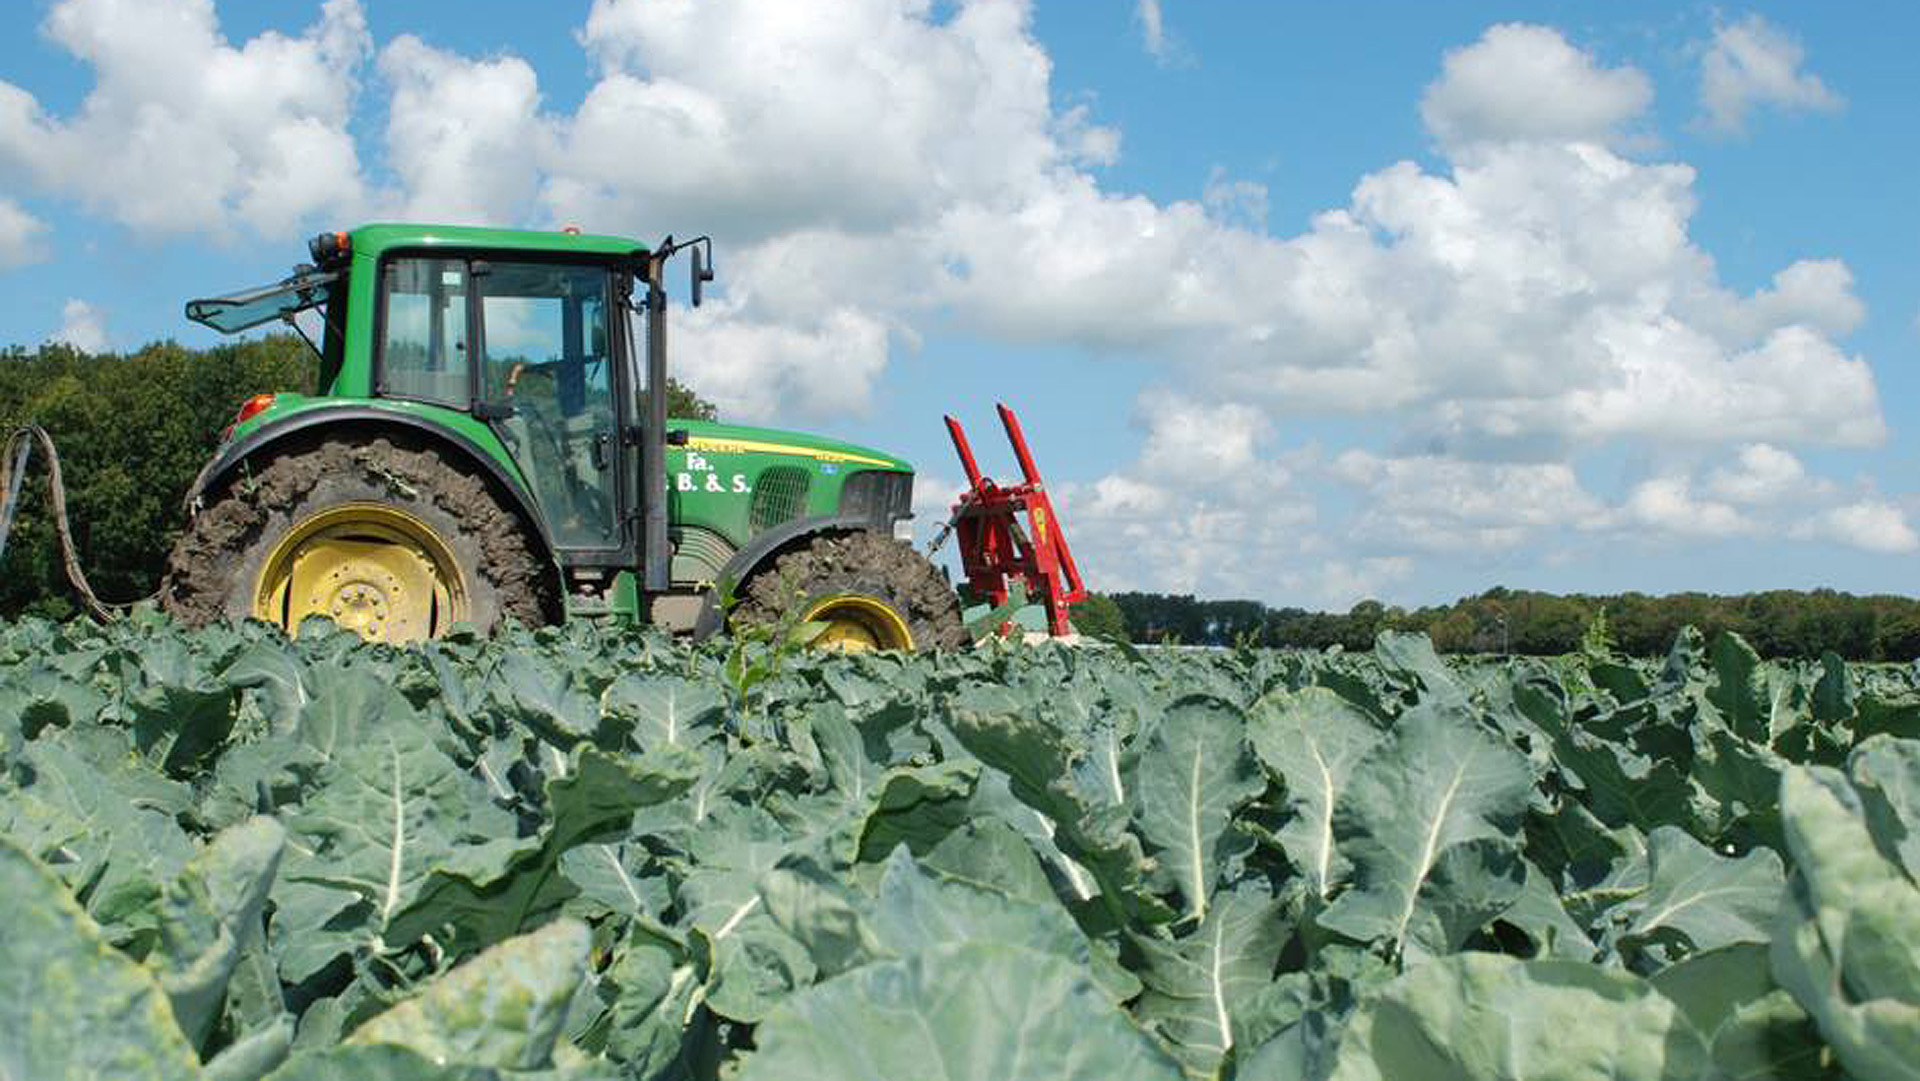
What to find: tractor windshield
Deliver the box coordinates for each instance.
[185,267,342,334]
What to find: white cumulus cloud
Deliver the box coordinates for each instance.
[1619,445,1917,556]
[553,0,1098,243]
[1135,391,1269,476]
[1334,451,1607,552]
[527,0,1132,421]
[1794,501,1920,555]
[1623,475,1752,538]
[1167,24,1883,459]
[1705,444,1812,505]
[0,199,48,270]
[1734,259,1865,339]
[1135,0,1176,65]
[673,299,890,420]
[1060,399,1310,602]
[1063,477,1317,602]
[1137,1,1165,56]
[51,298,108,352]
[379,35,546,225]
[1698,15,1842,135]
[1420,23,1651,150]
[0,0,370,238]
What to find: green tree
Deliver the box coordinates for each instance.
[1510,592,1588,654]
[1072,592,1128,641]
[1426,607,1477,653]
[1208,599,1266,647]
[1875,606,1920,661]
[1341,599,1387,651]
[1110,592,1207,644]
[667,378,718,420]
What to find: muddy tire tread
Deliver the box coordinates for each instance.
[735,531,966,651]
[161,435,552,632]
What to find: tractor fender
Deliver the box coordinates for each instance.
[690,514,885,640]
[181,405,559,559]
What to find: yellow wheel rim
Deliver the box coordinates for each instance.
[254,503,468,643]
[801,595,914,652]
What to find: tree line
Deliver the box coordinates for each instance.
[1094,586,1920,661]
[1,336,715,620]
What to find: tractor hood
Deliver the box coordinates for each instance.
[671,420,912,473]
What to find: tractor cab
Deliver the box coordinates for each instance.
[383,256,623,552]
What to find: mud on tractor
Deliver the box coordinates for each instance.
[2,223,1086,648]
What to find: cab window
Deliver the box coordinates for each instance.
[478,262,619,550]
[379,258,470,405]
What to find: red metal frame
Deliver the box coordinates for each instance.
[944,403,1088,637]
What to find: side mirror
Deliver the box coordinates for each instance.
[690,246,716,307]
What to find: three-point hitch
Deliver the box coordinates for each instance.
[942,403,1088,638]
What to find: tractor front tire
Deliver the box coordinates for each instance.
[162,436,552,642]
[735,531,966,652]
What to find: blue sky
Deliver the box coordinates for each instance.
[3,0,1917,611]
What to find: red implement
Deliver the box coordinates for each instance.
[942,403,1087,637]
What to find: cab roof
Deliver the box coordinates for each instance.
[349,223,649,260]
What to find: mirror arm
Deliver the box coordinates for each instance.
[651,235,717,307]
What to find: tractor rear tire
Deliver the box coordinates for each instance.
[735,531,966,652]
[162,436,552,642]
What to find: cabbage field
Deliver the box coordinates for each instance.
[3,613,1918,1079]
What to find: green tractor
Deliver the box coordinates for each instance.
[160,223,987,649]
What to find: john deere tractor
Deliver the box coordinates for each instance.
[162,224,969,649]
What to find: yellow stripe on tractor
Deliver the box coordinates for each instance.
[685,437,898,469]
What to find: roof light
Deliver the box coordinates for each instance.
[561,224,582,235]
[307,230,350,267]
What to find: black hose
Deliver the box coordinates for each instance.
[0,431,27,562]
[0,425,158,621]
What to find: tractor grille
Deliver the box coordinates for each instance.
[750,466,811,531]
[838,469,912,525]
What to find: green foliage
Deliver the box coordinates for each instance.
[1315,702,1534,962]
[1326,953,1711,1080]
[666,378,719,421]
[1072,592,1127,640]
[1771,743,1920,1079]
[1581,604,1619,659]
[0,835,204,1079]
[711,573,830,717]
[1109,586,1920,660]
[740,941,1183,1080]
[343,919,592,1070]
[3,615,1919,1077]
